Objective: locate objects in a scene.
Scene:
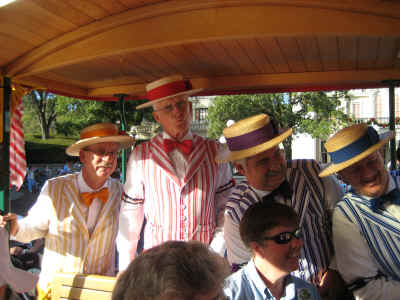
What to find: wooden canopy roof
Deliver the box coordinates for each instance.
[1,0,400,100]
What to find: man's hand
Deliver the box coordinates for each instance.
[0,213,19,236]
[318,268,347,300]
[10,246,24,256]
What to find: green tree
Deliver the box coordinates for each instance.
[23,92,154,138]
[207,92,350,160]
[23,90,58,139]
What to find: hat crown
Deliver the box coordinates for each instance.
[80,123,118,139]
[325,123,368,152]
[224,114,270,138]
[146,75,184,92]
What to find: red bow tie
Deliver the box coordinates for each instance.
[163,139,193,155]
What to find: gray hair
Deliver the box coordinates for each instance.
[233,157,248,171]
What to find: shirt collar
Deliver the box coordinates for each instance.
[244,259,269,296]
[244,260,295,299]
[252,186,271,199]
[162,131,192,142]
[77,171,109,193]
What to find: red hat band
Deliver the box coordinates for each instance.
[146,80,192,101]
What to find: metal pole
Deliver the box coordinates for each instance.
[0,77,11,214]
[116,94,128,184]
[382,80,400,170]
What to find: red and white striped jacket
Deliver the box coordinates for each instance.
[117,133,234,270]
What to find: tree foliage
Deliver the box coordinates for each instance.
[207,92,350,159]
[23,92,154,139]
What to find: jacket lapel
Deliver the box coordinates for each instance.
[91,180,120,238]
[183,135,208,185]
[65,175,90,238]
[149,134,181,186]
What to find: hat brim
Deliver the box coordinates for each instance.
[66,135,135,156]
[319,131,394,177]
[136,88,204,109]
[215,128,293,163]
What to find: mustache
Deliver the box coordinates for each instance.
[98,163,113,168]
[361,174,378,184]
[265,168,284,178]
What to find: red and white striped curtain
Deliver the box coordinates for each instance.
[9,85,30,190]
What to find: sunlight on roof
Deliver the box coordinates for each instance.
[0,0,17,8]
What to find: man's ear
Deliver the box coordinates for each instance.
[152,111,160,123]
[250,241,264,257]
[233,162,246,176]
[79,150,85,164]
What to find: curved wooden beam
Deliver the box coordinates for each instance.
[8,0,400,78]
[87,69,400,97]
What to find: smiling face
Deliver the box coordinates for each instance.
[80,142,118,189]
[235,146,286,191]
[338,150,389,198]
[252,223,303,277]
[152,95,192,140]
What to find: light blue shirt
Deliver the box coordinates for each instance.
[224,260,321,300]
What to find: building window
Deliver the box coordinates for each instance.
[195,108,208,121]
[352,102,361,118]
[320,140,328,164]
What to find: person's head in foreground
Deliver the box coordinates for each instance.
[136,75,202,141]
[112,241,230,300]
[66,122,134,189]
[319,123,394,198]
[216,113,292,191]
[240,201,303,276]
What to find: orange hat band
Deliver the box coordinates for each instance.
[80,128,118,139]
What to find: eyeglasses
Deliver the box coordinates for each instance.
[263,228,303,244]
[153,100,187,113]
[84,148,119,157]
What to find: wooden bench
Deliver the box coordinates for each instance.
[52,273,116,300]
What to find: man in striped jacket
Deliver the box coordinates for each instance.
[0,123,135,300]
[217,114,345,300]
[320,123,400,299]
[117,75,234,271]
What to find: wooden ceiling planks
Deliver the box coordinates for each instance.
[1,0,399,99]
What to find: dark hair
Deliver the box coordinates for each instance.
[112,241,230,300]
[240,201,299,248]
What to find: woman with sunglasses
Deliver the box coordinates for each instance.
[224,201,321,300]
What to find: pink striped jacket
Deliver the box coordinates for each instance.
[117,133,233,270]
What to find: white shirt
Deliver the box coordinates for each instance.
[333,175,400,300]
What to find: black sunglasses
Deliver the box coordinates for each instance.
[263,228,303,244]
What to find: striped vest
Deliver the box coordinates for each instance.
[226,159,332,281]
[39,174,122,292]
[336,175,400,281]
[136,134,230,249]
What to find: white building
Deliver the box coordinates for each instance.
[292,88,400,163]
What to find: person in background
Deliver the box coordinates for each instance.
[112,240,230,300]
[0,227,38,297]
[117,75,234,271]
[224,201,321,300]
[0,123,135,300]
[217,113,345,300]
[320,123,400,299]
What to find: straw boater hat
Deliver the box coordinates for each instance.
[215,114,292,163]
[66,123,135,156]
[319,123,394,177]
[136,75,203,109]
